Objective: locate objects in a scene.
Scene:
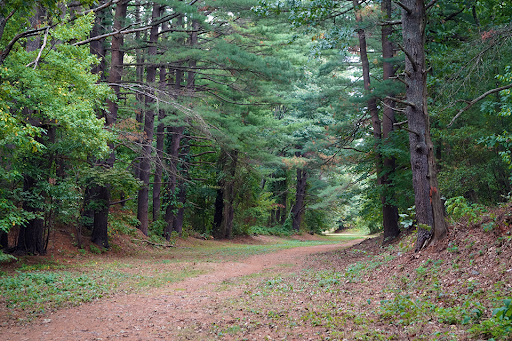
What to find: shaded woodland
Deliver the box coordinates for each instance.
[1,0,512,257]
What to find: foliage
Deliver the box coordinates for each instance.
[248,224,293,236]
[0,250,17,262]
[0,270,109,313]
[445,196,486,224]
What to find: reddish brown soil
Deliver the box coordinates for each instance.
[0,237,364,341]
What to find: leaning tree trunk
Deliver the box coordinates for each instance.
[381,0,400,242]
[400,0,447,250]
[137,4,161,236]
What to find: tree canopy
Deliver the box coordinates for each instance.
[1,0,512,256]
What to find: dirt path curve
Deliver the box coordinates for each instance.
[1,239,364,341]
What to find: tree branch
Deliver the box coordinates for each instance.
[378,20,402,26]
[447,83,512,127]
[393,122,420,136]
[386,96,416,108]
[426,0,438,11]
[393,1,412,14]
[26,27,49,69]
[397,43,417,72]
[190,151,217,158]
[0,25,54,65]
[110,197,134,205]
[0,8,16,41]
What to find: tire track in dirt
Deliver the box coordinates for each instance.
[1,238,364,341]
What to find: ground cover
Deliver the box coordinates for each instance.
[1,208,511,340]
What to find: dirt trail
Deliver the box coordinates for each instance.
[1,239,363,341]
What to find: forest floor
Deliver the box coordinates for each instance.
[1,207,512,340]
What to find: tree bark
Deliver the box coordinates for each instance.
[400,0,447,250]
[90,0,125,247]
[223,151,237,239]
[279,178,288,225]
[106,0,127,123]
[137,4,161,236]
[16,175,46,255]
[291,168,307,231]
[152,66,167,221]
[354,0,399,240]
[164,126,185,239]
[16,6,47,255]
[212,150,237,239]
[91,185,110,248]
[381,0,400,242]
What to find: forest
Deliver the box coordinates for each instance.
[1,0,512,339]
[1,0,512,255]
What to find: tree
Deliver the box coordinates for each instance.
[399,0,447,250]
[0,9,111,254]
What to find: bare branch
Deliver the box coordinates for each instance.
[426,0,438,11]
[0,25,53,65]
[0,8,16,41]
[205,89,271,106]
[190,151,217,158]
[393,122,420,136]
[380,98,407,113]
[397,43,417,72]
[78,0,120,16]
[393,1,412,14]
[386,96,416,108]
[447,83,512,127]
[110,197,134,205]
[73,23,149,46]
[341,147,366,153]
[378,20,402,26]
[26,27,49,69]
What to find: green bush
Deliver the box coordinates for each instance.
[89,244,102,254]
[248,224,293,236]
[445,196,486,224]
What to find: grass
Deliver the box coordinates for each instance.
[0,233,364,323]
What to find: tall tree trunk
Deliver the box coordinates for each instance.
[137,4,161,236]
[17,175,45,255]
[354,0,399,238]
[291,168,307,231]
[168,19,199,235]
[0,230,8,250]
[133,0,145,179]
[400,0,447,250]
[91,185,110,248]
[212,150,237,239]
[106,0,127,122]
[164,126,185,239]
[16,6,47,255]
[152,66,167,221]
[213,185,224,238]
[172,138,189,235]
[279,178,288,225]
[90,0,126,248]
[381,0,400,242]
